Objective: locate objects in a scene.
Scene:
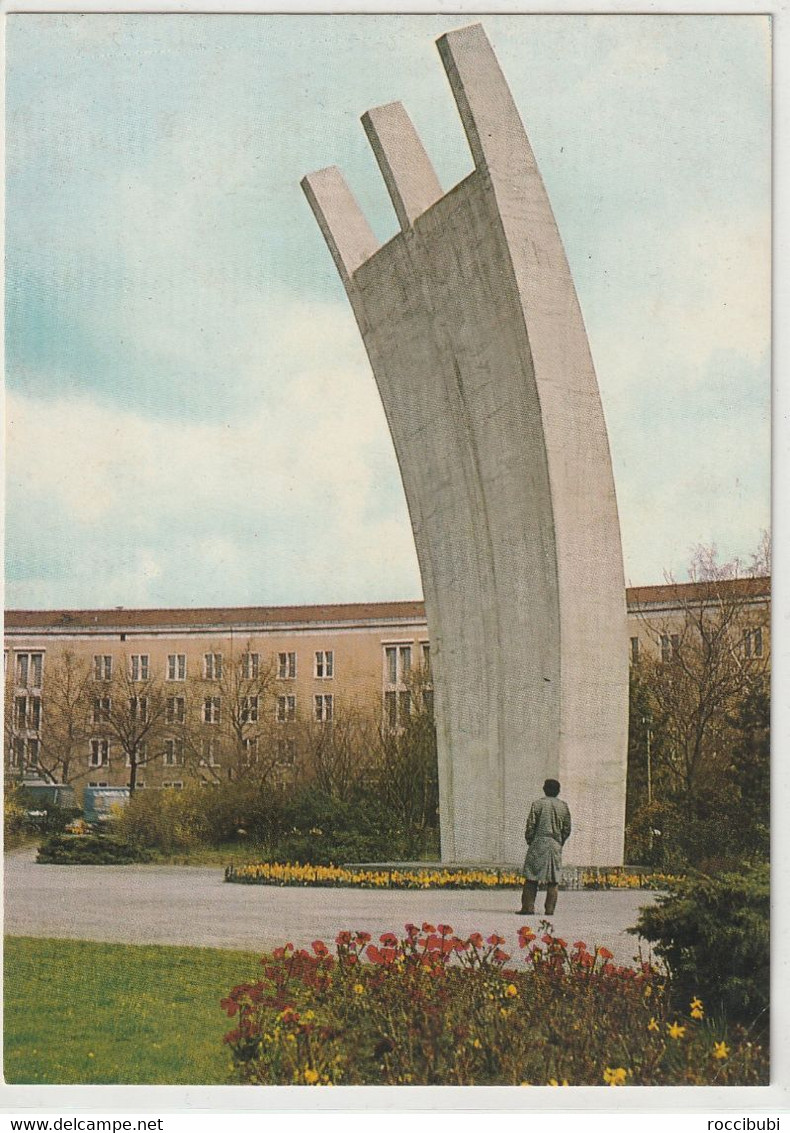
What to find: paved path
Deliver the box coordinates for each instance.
[4,848,659,967]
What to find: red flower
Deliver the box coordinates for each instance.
[312,940,329,956]
[598,946,614,960]
[422,923,436,933]
[380,932,398,946]
[405,923,419,937]
[437,924,453,936]
[487,934,505,946]
[356,931,372,944]
[572,941,587,951]
[541,934,553,945]
[336,931,352,946]
[468,932,484,948]
[492,948,511,963]
[220,997,239,1017]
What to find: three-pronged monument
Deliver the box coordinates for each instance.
[302,23,628,866]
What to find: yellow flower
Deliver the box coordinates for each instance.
[647,1017,660,1032]
[472,1038,482,1049]
[499,1007,510,1019]
[690,996,703,1011]
[713,1042,730,1060]
[667,1021,686,1040]
[547,1078,559,1087]
[304,1068,319,1085]
[691,1007,704,1020]
[353,984,365,995]
[603,1067,627,1086]
[504,984,519,998]
[644,985,652,998]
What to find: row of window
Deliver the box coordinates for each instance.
[629,628,764,665]
[84,735,296,769]
[88,651,336,683]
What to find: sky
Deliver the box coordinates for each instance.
[4,13,771,610]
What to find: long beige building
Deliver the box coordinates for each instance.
[4,578,769,799]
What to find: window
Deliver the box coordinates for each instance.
[130,655,150,681]
[166,696,185,725]
[90,739,110,767]
[162,781,184,790]
[14,694,42,732]
[314,694,333,723]
[276,695,296,723]
[167,654,186,681]
[384,644,412,685]
[26,738,40,768]
[242,737,258,765]
[10,738,24,767]
[315,650,334,679]
[15,652,43,687]
[242,652,260,680]
[164,739,184,766]
[92,696,111,724]
[126,742,147,767]
[421,642,431,674]
[204,653,223,680]
[630,637,639,664]
[93,655,112,681]
[241,696,259,724]
[384,691,398,730]
[200,739,218,767]
[89,781,110,788]
[424,688,434,718]
[278,652,296,680]
[399,690,411,722]
[276,738,296,767]
[744,628,764,659]
[660,634,679,664]
[129,696,149,723]
[203,696,221,724]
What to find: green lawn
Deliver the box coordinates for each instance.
[4,936,263,1084]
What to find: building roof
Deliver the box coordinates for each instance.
[626,576,770,607]
[3,577,770,634]
[3,600,429,633]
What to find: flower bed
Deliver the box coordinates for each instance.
[225,861,681,890]
[221,923,767,1086]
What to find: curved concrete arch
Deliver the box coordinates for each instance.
[302,23,628,865]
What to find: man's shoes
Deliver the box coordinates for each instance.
[515,909,534,915]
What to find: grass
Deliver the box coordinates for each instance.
[4,936,263,1084]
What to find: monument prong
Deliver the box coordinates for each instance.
[361,103,443,232]
[300,166,379,287]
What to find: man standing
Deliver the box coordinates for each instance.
[518,779,572,917]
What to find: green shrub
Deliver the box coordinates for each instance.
[221,924,768,1086]
[631,862,769,1029]
[37,833,154,865]
[4,787,29,848]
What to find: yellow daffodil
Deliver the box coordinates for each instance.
[353,984,365,995]
[603,1067,627,1086]
[504,984,519,998]
[304,1068,319,1085]
[691,1007,704,1020]
[647,1017,660,1032]
[548,1078,559,1087]
[667,1021,686,1040]
[713,1042,730,1060]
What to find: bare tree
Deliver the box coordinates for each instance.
[4,649,93,786]
[298,699,379,801]
[176,642,282,787]
[634,543,769,800]
[97,656,170,792]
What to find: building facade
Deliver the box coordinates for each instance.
[4,579,770,801]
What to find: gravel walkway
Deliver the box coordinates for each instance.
[4,847,659,966]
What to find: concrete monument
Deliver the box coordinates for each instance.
[302,23,628,866]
